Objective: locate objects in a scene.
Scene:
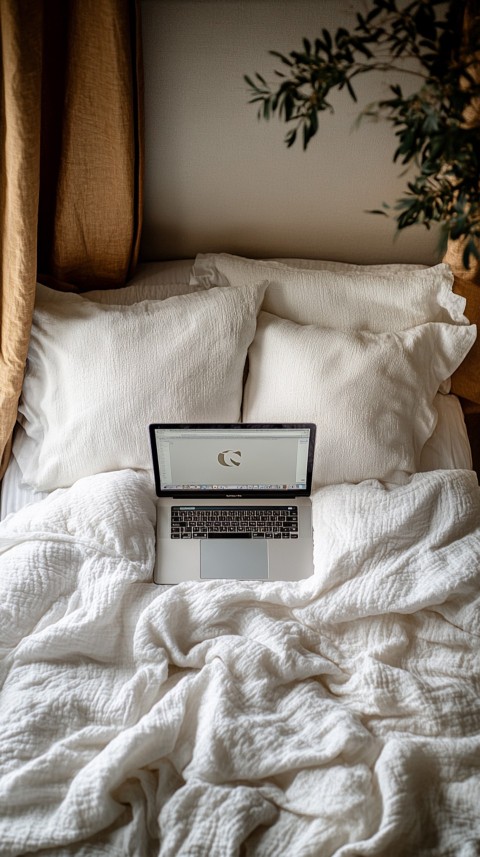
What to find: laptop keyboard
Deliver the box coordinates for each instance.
[171,506,298,539]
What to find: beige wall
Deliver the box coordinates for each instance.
[140,0,440,265]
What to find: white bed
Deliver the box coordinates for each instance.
[0,256,479,856]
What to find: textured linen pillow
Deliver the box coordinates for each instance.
[16,281,267,491]
[272,257,426,272]
[242,312,477,487]
[190,253,467,329]
[84,259,197,304]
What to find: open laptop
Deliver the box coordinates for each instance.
[149,423,316,584]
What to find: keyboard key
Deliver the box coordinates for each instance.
[208,533,251,539]
[171,505,299,539]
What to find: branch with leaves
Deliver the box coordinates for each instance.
[245,0,480,268]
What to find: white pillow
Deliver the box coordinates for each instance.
[84,259,197,304]
[191,253,467,330]
[242,312,477,487]
[272,257,426,272]
[16,281,267,491]
[192,253,468,396]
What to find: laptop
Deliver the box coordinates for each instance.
[149,423,316,584]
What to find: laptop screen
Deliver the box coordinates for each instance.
[149,424,316,498]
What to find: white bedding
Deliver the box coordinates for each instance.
[0,468,479,855]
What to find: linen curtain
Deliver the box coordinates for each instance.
[0,0,143,477]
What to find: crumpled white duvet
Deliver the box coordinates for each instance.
[0,468,479,857]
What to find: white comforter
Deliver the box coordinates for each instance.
[0,469,479,856]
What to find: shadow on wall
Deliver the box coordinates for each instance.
[139,0,441,265]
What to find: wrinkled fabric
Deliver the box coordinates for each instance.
[0,468,479,855]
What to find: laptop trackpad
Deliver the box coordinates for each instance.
[200,539,268,580]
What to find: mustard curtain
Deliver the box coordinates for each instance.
[0,0,143,476]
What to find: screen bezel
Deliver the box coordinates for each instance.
[149,423,316,498]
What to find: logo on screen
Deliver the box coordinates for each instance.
[218,449,241,467]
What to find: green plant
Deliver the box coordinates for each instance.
[245,0,480,269]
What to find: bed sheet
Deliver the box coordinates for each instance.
[0,467,479,855]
